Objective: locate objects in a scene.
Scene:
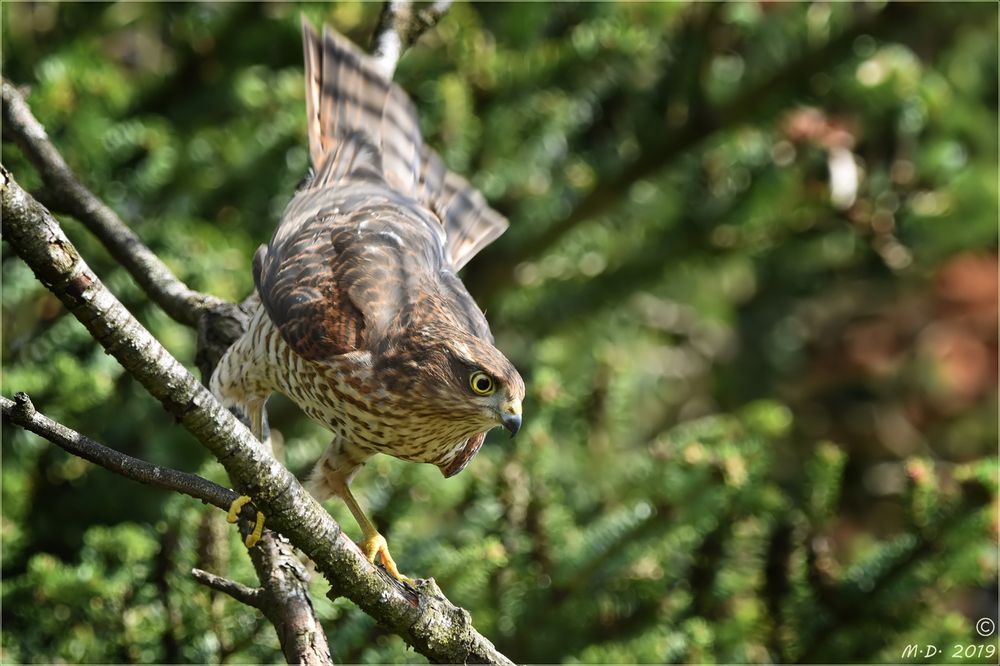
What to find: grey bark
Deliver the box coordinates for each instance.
[1,80,224,327]
[1,393,246,515]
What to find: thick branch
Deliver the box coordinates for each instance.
[247,533,332,665]
[371,0,453,78]
[194,556,330,666]
[2,77,329,662]
[1,167,513,665]
[1,79,224,327]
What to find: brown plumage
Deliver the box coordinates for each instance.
[211,20,524,581]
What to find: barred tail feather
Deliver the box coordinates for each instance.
[416,146,508,270]
[301,18,422,193]
[300,17,509,270]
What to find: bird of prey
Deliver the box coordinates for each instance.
[211,19,524,582]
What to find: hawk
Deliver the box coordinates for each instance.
[210,20,524,583]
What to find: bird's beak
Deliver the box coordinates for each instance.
[501,399,522,438]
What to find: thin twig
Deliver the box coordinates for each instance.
[1,165,513,665]
[1,391,270,549]
[371,0,453,79]
[191,569,263,608]
[1,79,224,327]
[1,393,241,513]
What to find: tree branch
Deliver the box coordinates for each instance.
[1,391,333,663]
[1,76,330,662]
[1,78,225,327]
[191,569,263,608]
[4,6,507,660]
[246,532,332,665]
[1,166,513,665]
[371,0,453,78]
[195,555,332,666]
[1,392,242,514]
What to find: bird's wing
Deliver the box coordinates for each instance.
[254,190,443,361]
[252,211,367,361]
[301,19,508,271]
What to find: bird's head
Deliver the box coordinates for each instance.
[378,326,525,464]
[438,333,524,439]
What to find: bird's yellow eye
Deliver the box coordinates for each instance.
[469,371,495,396]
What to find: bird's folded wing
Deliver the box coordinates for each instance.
[253,200,422,361]
[301,18,508,271]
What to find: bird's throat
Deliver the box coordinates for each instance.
[440,431,487,478]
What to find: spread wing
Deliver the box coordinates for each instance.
[301,18,508,271]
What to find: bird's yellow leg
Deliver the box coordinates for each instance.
[338,483,414,584]
[225,402,267,549]
[249,402,267,448]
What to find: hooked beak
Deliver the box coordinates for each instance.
[501,399,522,438]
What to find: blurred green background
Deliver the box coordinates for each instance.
[2,2,997,663]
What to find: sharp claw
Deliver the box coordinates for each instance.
[244,510,265,548]
[227,495,265,549]
[227,495,252,523]
[361,533,414,585]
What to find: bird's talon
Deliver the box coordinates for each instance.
[361,533,414,585]
[244,510,265,548]
[227,495,265,548]
[227,495,252,523]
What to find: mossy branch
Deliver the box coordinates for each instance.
[0,391,328,664]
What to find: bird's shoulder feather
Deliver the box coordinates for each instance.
[254,185,490,361]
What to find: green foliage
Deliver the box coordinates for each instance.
[2,2,996,663]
